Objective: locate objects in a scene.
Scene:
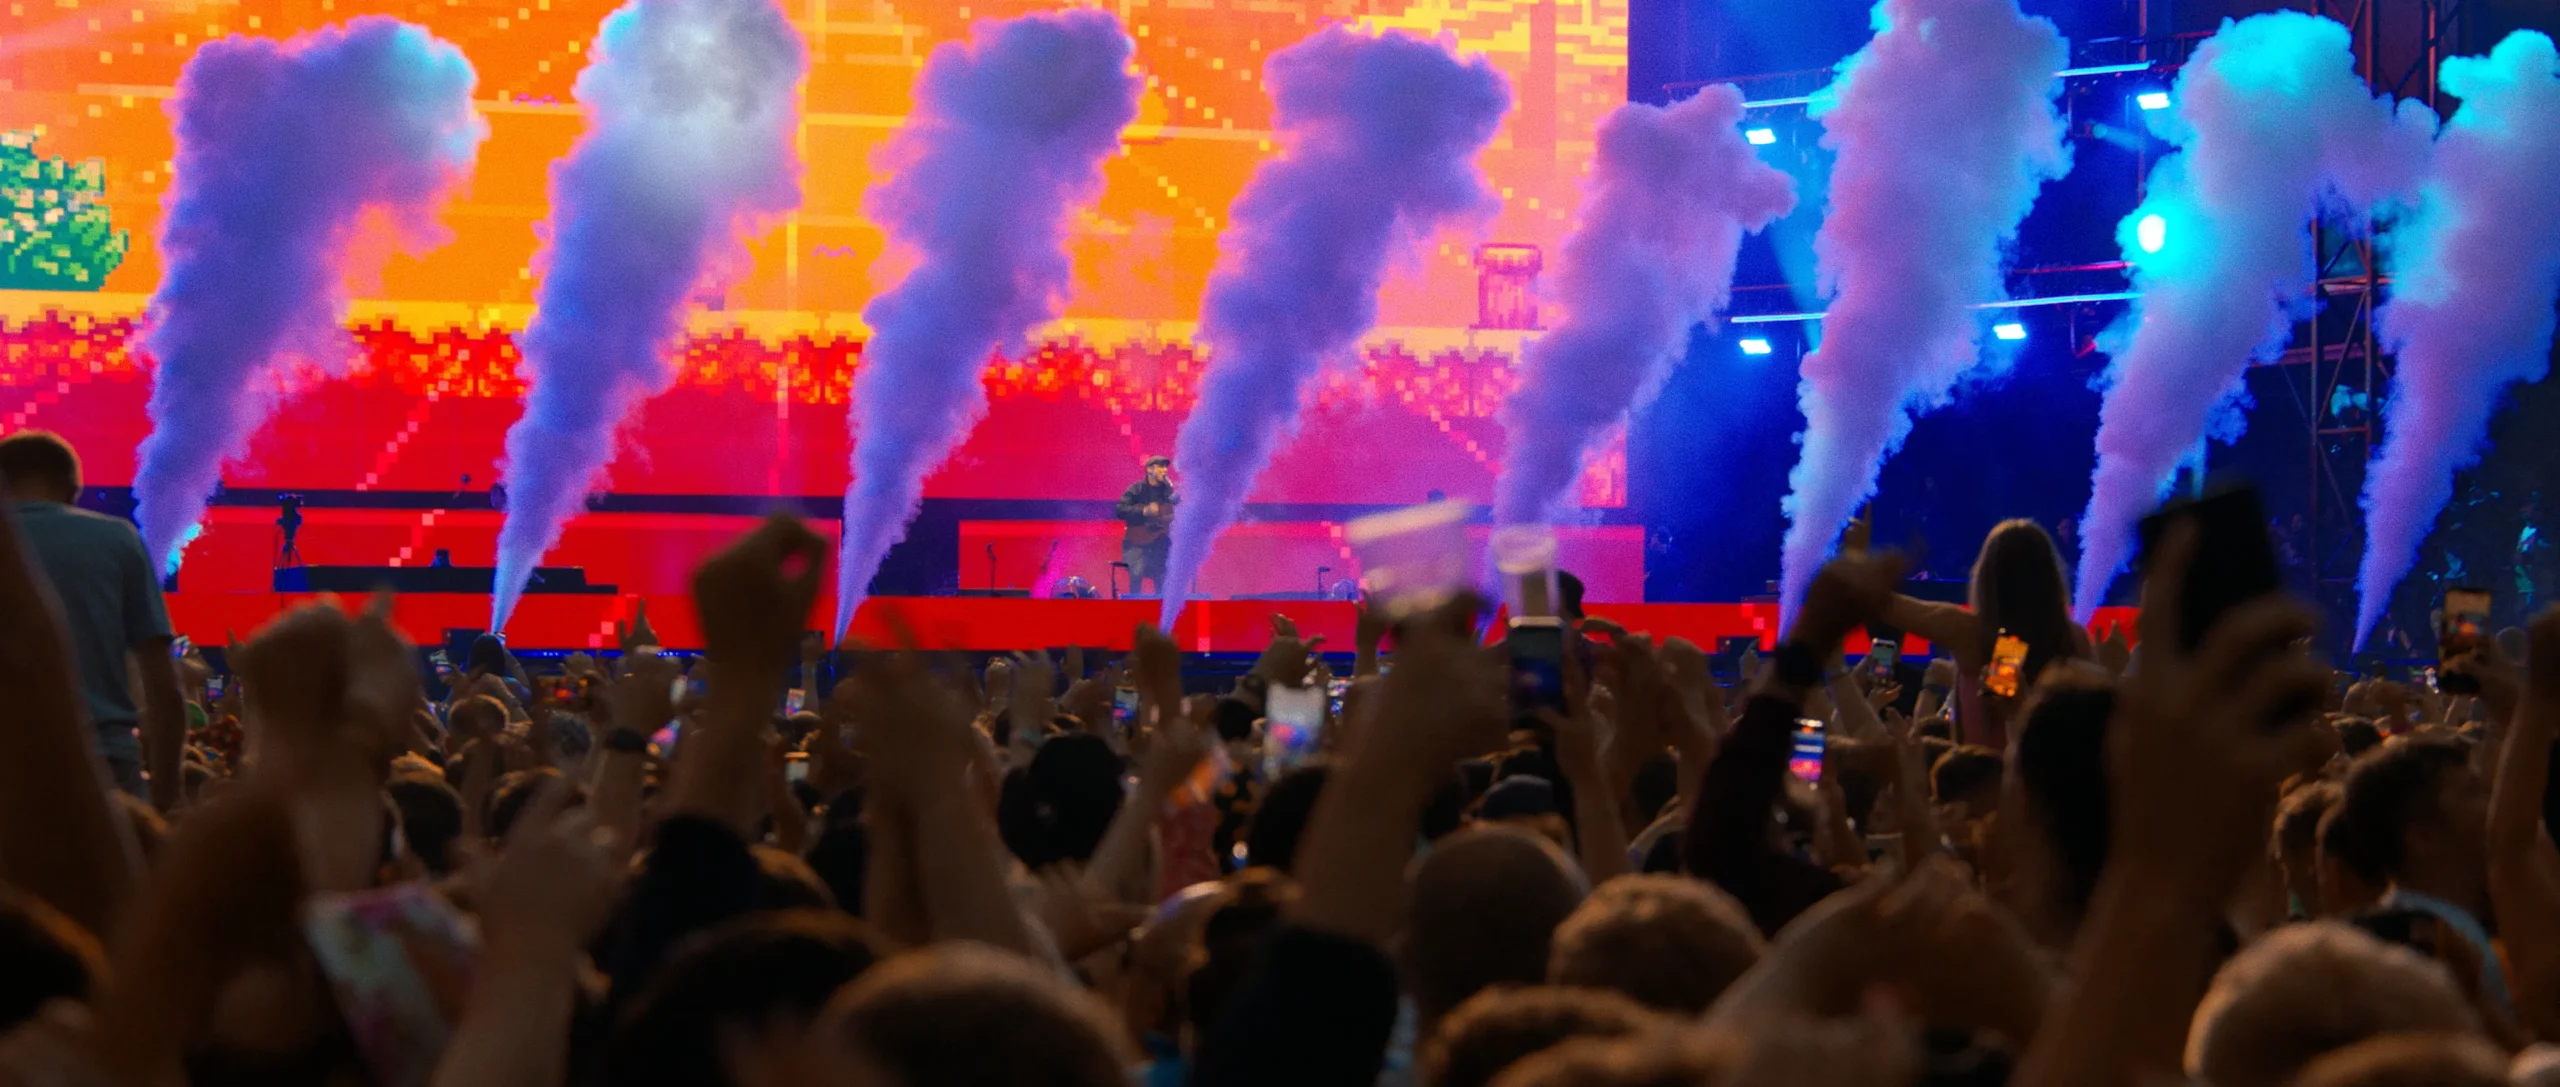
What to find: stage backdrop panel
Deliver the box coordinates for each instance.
[0,0,1633,509]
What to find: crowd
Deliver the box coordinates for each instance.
[0,424,2556,1087]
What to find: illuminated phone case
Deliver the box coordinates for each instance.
[302,884,479,1087]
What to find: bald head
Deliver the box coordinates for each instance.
[1407,826,1590,1025]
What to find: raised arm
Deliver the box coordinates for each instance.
[1885,594,1982,668]
[2011,523,2333,1087]
[677,514,824,835]
[2484,608,2560,1041]
[1194,597,1506,1087]
[854,648,1042,960]
[1549,681,1629,885]
[1079,626,1204,903]
[1685,551,1902,933]
[430,787,621,1087]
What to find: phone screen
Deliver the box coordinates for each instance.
[1112,687,1140,731]
[784,751,809,784]
[204,674,225,700]
[2138,486,2281,653]
[171,634,191,659]
[784,688,808,715]
[1263,684,1327,779]
[1508,618,1568,714]
[2437,588,2490,694]
[1789,719,1826,784]
[1984,633,2028,699]
[1867,639,1900,682]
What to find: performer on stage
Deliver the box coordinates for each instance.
[1117,455,1177,596]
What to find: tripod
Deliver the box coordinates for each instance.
[275,495,305,569]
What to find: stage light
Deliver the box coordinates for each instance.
[1745,127,1777,146]
[1992,322,2028,342]
[1739,337,1773,356]
[2136,213,2168,255]
[2136,91,2171,111]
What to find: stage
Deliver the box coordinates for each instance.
[162,587,2142,655]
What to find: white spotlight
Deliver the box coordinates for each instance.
[2136,91,2171,111]
[1739,337,1773,356]
[1744,127,1777,146]
[1992,322,2028,342]
[2136,213,2168,255]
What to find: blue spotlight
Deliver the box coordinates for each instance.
[1744,127,1777,146]
[1739,337,1774,356]
[2136,213,2168,255]
[2136,91,2171,111]
[1992,322,2028,342]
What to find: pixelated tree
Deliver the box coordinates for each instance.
[0,131,128,290]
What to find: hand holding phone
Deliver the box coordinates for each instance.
[2436,588,2491,695]
[1789,719,1826,784]
[1507,617,1569,715]
[1263,683,1327,779]
[1984,633,2028,699]
[1866,638,1900,683]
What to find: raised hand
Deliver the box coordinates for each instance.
[1355,596,1391,675]
[615,598,658,655]
[470,785,621,953]
[604,651,679,736]
[693,514,827,670]
[1351,595,1507,781]
[2010,520,2335,1087]
[678,515,827,834]
[346,591,421,765]
[2097,621,2132,677]
[1252,613,1324,687]
[233,602,355,759]
[2111,521,2332,898]
[1784,550,1907,662]
[850,652,982,808]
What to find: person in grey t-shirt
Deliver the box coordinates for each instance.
[0,431,184,806]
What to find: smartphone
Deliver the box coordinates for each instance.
[1508,617,1569,715]
[204,673,225,700]
[2138,486,2281,653]
[1111,686,1139,732]
[1789,719,1827,785]
[1263,683,1327,779]
[171,634,192,659]
[1867,639,1900,683]
[303,884,477,1087]
[2436,587,2490,695]
[784,688,808,715]
[784,751,809,784]
[1984,632,2028,699]
[428,648,452,676]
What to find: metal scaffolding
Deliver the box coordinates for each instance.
[2297,0,2469,647]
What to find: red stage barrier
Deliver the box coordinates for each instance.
[166,590,2142,655]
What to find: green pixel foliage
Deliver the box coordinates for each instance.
[0,131,128,291]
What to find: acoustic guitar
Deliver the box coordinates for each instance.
[1124,502,1173,546]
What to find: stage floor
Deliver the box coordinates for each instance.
[164,591,2142,654]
